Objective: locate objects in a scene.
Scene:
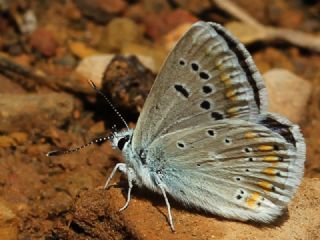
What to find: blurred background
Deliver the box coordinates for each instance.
[0,0,319,239]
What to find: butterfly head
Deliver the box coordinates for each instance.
[111,129,134,151]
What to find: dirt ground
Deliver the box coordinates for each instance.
[0,0,319,239]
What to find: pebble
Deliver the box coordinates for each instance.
[74,0,127,23]
[29,28,58,57]
[98,17,144,52]
[144,9,197,41]
[263,68,312,123]
[102,55,155,114]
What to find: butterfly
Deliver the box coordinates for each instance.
[48,21,306,231]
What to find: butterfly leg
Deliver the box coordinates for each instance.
[119,168,135,212]
[155,175,175,232]
[104,163,127,189]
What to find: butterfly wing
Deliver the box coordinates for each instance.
[133,21,267,149]
[146,114,305,222]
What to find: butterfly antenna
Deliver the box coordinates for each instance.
[46,136,111,157]
[88,80,129,130]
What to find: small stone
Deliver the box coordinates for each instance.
[102,55,155,114]
[144,9,197,41]
[74,0,127,23]
[98,17,144,52]
[29,28,58,57]
[0,93,74,133]
[9,132,28,145]
[263,68,312,123]
[0,136,15,148]
[226,21,266,45]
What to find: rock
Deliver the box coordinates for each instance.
[74,0,127,23]
[144,9,197,41]
[225,21,266,45]
[102,55,155,114]
[263,69,312,123]
[29,28,58,57]
[98,17,144,52]
[9,132,28,145]
[75,54,115,88]
[0,198,18,240]
[172,0,212,14]
[58,178,319,239]
[17,9,38,34]
[0,93,74,133]
[0,136,15,148]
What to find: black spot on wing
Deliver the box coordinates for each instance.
[211,112,224,120]
[191,62,199,71]
[174,84,190,98]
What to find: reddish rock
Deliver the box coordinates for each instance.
[74,0,127,23]
[144,9,198,40]
[29,28,58,57]
[102,55,155,114]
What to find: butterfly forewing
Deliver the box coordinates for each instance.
[132,21,267,149]
[146,118,304,222]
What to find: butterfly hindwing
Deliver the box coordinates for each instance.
[133,21,267,149]
[146,116,305,222]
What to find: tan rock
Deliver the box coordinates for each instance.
[98,17,144,52]
[263,68,312,123]
[225,21,266,45]
[0,93,74,133]
[69,178,319,239]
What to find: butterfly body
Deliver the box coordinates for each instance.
[105,21,306,230]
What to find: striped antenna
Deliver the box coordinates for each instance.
[46,136,110,157]
[88,80,129,130]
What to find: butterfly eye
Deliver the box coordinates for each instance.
[117,135,129,150]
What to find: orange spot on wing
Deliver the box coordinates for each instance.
[245,132,257,139]
[258,145,274,151]
[257,181,274,191]
[262,168,276,176]
[226,89,236,98]
[263,156,279,162]
[246,192,260,208]
[221,74,231,85]
[227,107,238,114]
